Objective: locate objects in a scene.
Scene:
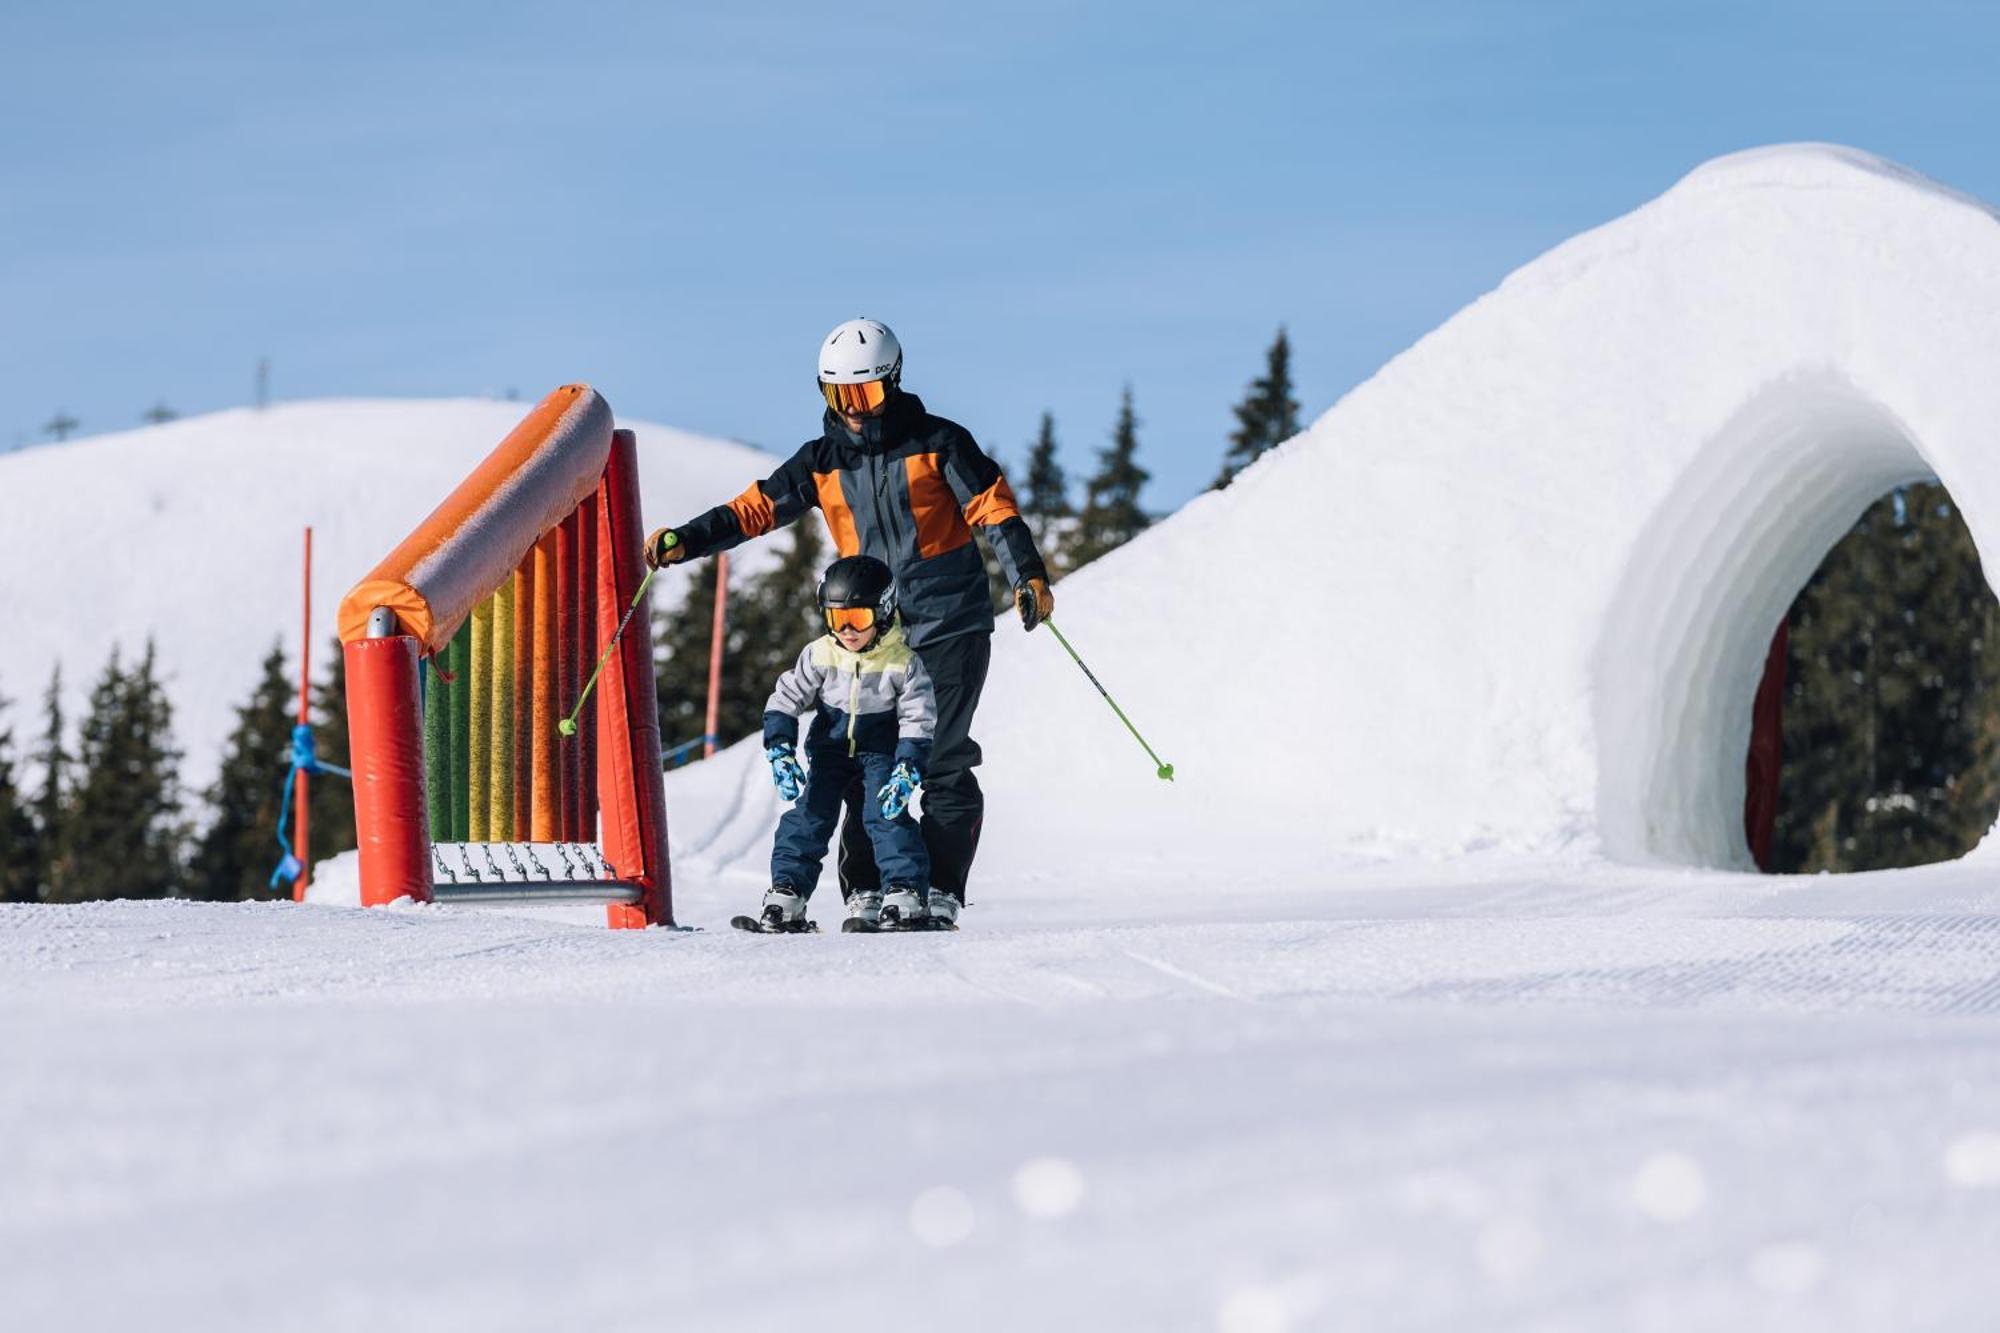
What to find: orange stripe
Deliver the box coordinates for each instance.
[338,384,612,650]
[963,473,1024,529]
[511,560,533,836]
[813,471,861,556]
[727,481,778,538]
[556,509,581,841]
[531,532,559,841]
[904,454,972,559]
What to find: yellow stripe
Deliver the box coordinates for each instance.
[490,577,516,840]
[468,596,493,841]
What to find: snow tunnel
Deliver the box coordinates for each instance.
[973,145,2000,877]
[1594,374,1944,869]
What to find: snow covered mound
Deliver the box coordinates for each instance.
[0,398,776,787]
[672,144,2000,883]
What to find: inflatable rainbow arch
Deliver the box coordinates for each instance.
[337,385,671,928]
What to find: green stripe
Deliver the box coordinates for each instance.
[447,620,471,841]
[423,655,451,839]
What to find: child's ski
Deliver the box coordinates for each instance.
[731,915,818,934]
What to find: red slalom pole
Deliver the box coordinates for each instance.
[703,553,729,759]
[294,526,313,900]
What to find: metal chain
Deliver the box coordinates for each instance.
[432,845,456,883]
[457,844,483,882]
[480,844,507,881]
[553,841,579,880]
[524,844,554,880]
[502,841,530,881]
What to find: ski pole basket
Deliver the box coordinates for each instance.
[337,385,672,928]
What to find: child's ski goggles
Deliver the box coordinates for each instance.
[820,379,892,415]
[825,606,878,634]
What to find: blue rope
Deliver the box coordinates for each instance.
[661,734,719,768]
[270,723,353,889]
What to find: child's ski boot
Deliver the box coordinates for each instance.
[878,885,926,931]
[842,889,884,934]
[920,891,961,932]
[731,884,817,934]
[880,886,958,932]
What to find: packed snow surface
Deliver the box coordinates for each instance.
[11,859,2000,1331]
[0,397,776,786]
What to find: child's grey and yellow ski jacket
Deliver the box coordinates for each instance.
[761,622,937,771]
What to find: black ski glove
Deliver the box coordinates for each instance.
[1016,577,1054,631]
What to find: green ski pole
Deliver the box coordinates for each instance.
[558,551,664,739]
[1044,618,1174,781]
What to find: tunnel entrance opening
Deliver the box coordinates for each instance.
[1595,374,1967,870]
[1752,482,2000,873]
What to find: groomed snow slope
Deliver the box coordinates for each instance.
[664,143,2000,881]
[0,399,777,786]
[12,863,2000,1331]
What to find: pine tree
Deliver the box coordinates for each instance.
[190,645,295,901]
[308,637,356,860]
[731,520,832,734]
[1214,327,1301,490]
[0,687,39,903]
[654,558,723,758]
[1020,412,1073,577]
[33,666,68,900]
[1070,386,1152,570]
[1953,592,2000,837]
[53,643,184,901]
[655,523,829,759]
[1772,483,2000,872]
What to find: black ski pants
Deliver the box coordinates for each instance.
[839,630,991,904]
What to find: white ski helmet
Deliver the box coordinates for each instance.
[818,318,903,386]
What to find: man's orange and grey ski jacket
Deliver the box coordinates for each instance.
[673,393,1049,647]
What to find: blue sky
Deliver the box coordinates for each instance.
[4,0,1995,507]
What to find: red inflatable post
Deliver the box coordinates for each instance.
[345,635,435,907]
[594,429,673,928]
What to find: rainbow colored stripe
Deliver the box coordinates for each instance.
[422,506,600,844]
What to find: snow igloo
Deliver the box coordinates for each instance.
[977,145,2000,873]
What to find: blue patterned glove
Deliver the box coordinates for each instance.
[877,761,921,820]
[766,742,804,802]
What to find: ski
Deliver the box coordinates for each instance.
[878,915,958,933]
[730,914,819,935]
[726,914,955,934]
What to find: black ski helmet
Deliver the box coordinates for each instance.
[817,555,898,632]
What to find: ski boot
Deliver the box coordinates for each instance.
[922,891,961,931]
[842,889,884,934]
[731,884,817,934]
[879,885,927,931]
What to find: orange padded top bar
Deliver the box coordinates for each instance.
[338,385,616,653]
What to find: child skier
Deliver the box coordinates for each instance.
[739,554,940,934]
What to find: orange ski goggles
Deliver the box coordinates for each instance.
[820,378,892,416]
[825,606,878,634]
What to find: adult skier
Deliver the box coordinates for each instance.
[645,318,1054,929]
